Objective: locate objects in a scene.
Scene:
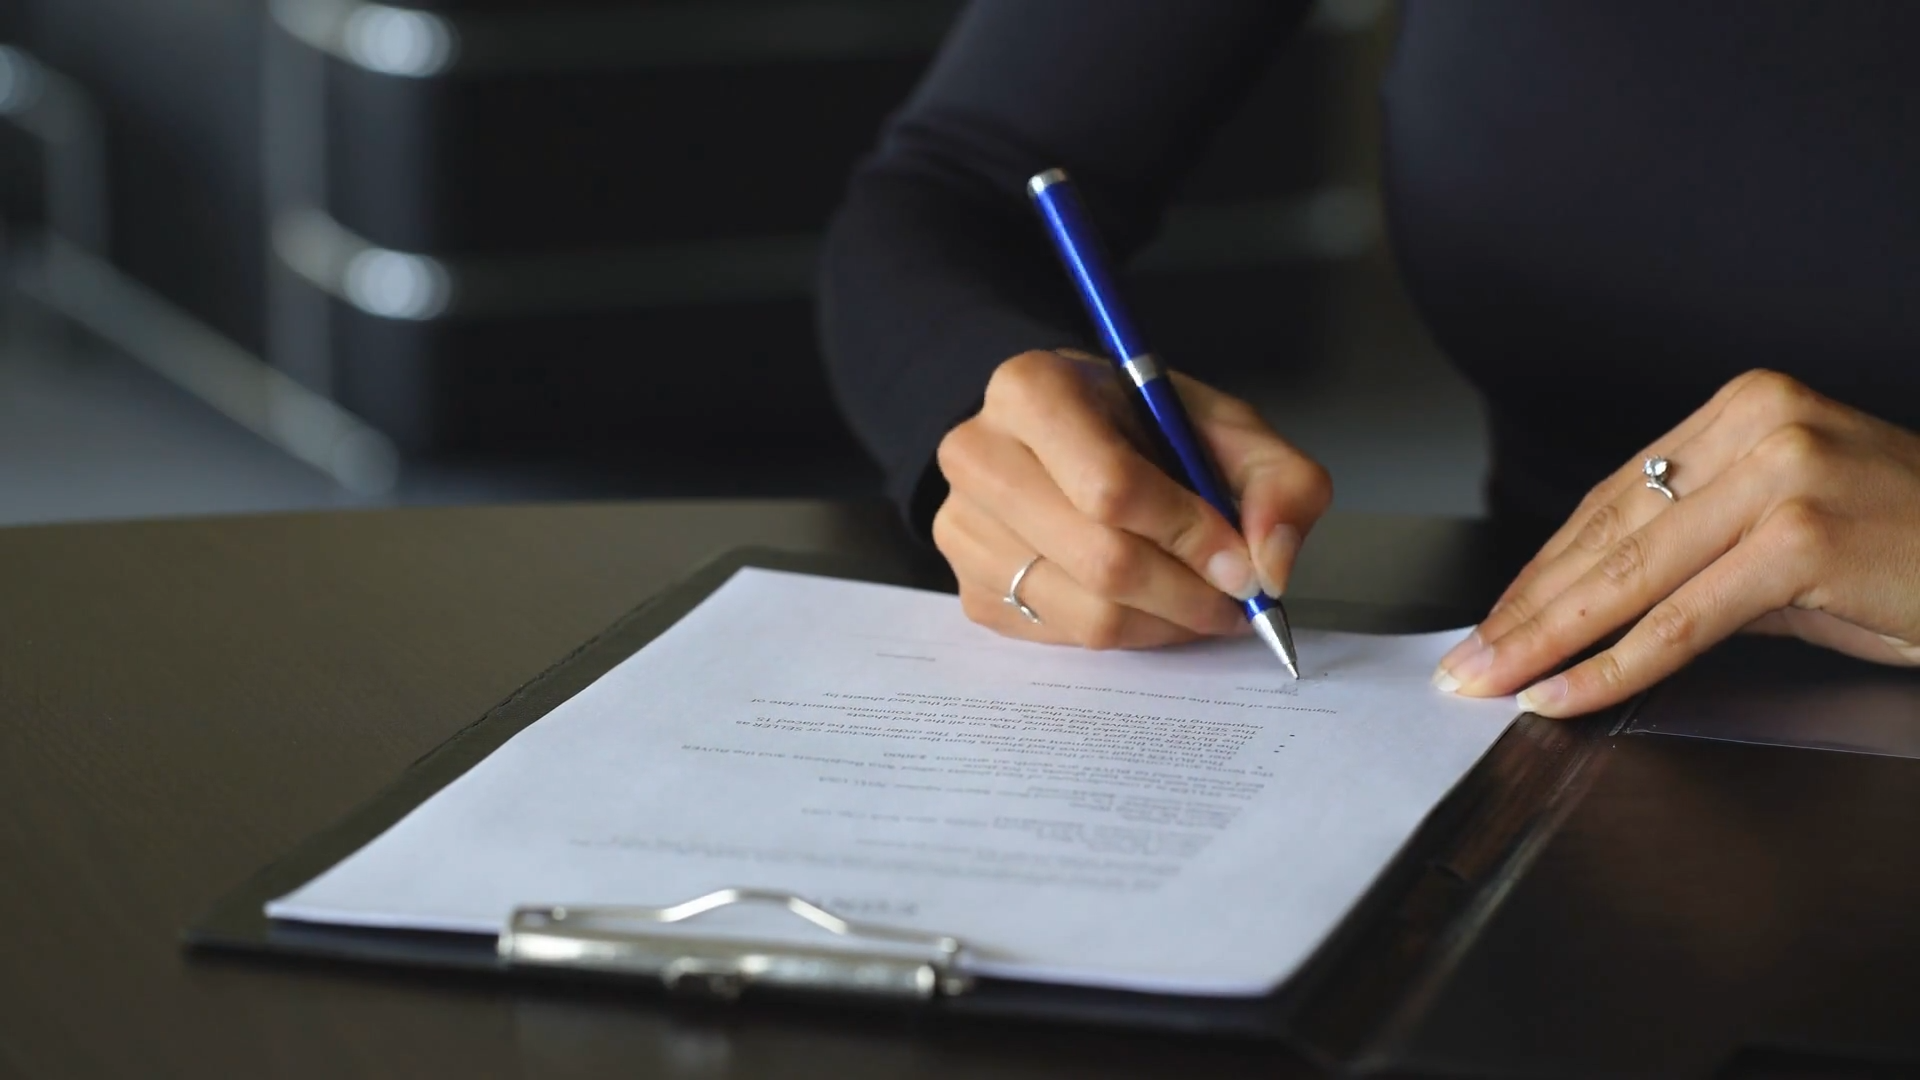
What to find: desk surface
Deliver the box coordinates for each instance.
[0,501,1505,1080]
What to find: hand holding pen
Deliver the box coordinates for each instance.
[929,168,1331,670]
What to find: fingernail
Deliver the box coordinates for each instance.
[1205,549,1260,600]
[1430,632,1494,694]
[1435,630,1483,672]
[1255,524,1301,598]
[1516,675,1568,715]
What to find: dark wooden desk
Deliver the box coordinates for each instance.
[0,502,1504,1079]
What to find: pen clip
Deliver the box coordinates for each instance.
[499,887,973,1001]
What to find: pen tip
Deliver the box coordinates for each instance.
[1250,608,1301,679]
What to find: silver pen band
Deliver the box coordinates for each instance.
[1027,168,1069,196]
[1120,353,1164,387]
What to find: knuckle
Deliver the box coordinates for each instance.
[935,422,984,485]
[929,501,960,558]
[1159,500,1217,562]
[1490,589,1539,633]
[1080,604,1131,651]
[1077,531,1145,598]
[983,350,1063,414]
[1765,497,1834,564]
[1074,456,1143,526]
[1572,502,1628,554]
[1501,615,1547,656]
[1589,650,1632,692]
[1598,533,1650,586]
[1731,369,1817,425]
[1643,601,1696,650]
[1567,487,1604,521]
[1706,369,1763,409]
[1514,605,1569,654]
[1752,422,1830,484]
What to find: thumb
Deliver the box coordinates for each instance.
[1174,374,1333,598]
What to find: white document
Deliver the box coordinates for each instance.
[270,568,1516,996]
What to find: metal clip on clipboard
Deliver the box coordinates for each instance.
[499,888,974,1001]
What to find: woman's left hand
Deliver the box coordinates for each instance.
[1432,369,1920,718]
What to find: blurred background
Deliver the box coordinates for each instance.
[0,0,1486,529]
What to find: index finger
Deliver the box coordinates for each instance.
[1175,374,1332,597]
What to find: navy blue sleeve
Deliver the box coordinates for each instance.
[818,0,1312,532]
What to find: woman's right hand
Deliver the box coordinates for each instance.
[933,349,1334,649]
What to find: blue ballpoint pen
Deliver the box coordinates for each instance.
[1027,167,1301,677]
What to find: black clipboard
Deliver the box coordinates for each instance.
[182,546,1751,1075]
